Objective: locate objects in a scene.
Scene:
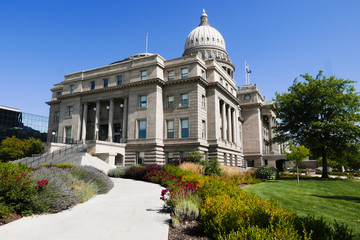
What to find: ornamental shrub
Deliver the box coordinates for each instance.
[256,165,279,180]
[108,167,128,178]
[31,167,81,212]
[202,157,222,176]
[185,149,204,163]
[174,197,200,221]
[68,166,114,194]
[0,162,41,215]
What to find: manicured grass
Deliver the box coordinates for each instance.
[244,178,360,238]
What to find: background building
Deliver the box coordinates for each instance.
[46,10,284,168]
[0,105,48,142]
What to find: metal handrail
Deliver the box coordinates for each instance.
[14,143,87,167]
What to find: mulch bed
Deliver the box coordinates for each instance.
[0,214,22,226]
[168,220,209,240]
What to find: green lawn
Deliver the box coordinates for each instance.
[244,178,360,238]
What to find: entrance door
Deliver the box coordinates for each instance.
[99,125,108,141]
[65,127,72,143]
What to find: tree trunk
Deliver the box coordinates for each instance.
[296,165,300,184]
[322,150,329,178]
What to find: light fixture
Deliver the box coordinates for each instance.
[52,132,55,136]
[106,106,110,110]
[120,104,124,108]
[93,107,96,111]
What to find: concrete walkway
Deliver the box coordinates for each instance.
[0,178,170,240]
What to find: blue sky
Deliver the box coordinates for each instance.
[1,0,359,116]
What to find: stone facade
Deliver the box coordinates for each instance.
[46,10,284,168]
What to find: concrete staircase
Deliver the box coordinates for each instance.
[13,144,115,173]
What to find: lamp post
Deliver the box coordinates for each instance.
[95,127,99,141]
[52,131,55,143]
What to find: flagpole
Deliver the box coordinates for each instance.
[145,33,148,53]
[245,61,247,85]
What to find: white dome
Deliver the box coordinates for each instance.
[184,10,226,52]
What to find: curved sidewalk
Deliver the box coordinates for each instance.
[0,178,170,240]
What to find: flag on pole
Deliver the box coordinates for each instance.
[245,65,252,74]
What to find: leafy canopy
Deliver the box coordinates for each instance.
[271,71,360,177]
[285,143,310,166]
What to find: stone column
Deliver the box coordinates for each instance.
[122,97,128,142]
[221,101,227,141]
[81,103,88,142]
[108,99,114,142]
[268,115,273,153]
[95,101,100,140]
[227,105,232,142]
[232,108,237,145]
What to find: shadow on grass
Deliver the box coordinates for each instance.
[309,195,360,203]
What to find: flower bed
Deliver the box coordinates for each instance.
[121,164,355,240]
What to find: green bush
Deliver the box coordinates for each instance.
[185,149,204,163]
[0,162,41,215]
[256,165,279,180]
[294,215,354,240]
[202,157,222,176]
[108,167,128,178]
[68,166,114,194]
[0,137,43,162]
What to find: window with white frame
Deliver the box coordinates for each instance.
[138,120,147,138]
[167,96,174,108]
[140,70,147,81]
[181,119,189,138]
[181,68,188,79]
[139,95,147,108]
[181,93,189,106]
[168,70,174,81]
[167,120,174,138]
[202,120,206,138]
[201,95,206,108]
[90,81,95,90]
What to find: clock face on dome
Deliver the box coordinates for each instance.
[244,95,251,101]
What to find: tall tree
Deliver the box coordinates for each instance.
[270,71,360,178]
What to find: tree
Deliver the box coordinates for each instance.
[0,136,43,162]
[270,71,360,178]
[284,142,310,183]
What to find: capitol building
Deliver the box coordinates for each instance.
[46,10,284,169]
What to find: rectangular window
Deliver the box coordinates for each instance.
[70,85,75,94]
[202,120,206,138]
[138,120,146,138]
[165,152,173,165]
[167,120,174,138]
[117,75,122,85]
[167,70,174,81]
[181,119,189,138]
[68,106,73,117]
[167,96,174,108]
[247,160,255,167]
[57,91,62,96]
[140,70,147,81]
[181,93,189,106]
[181,68,188,79]
[207,51,211,58]
[54,111,59,122]
[103,79,108,88]
[90,81,95,90]
[136,152,144,165]
[139,95,147,107]
[202,95,206,108]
